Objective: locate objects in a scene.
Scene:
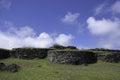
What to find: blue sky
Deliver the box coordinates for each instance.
[0,0,120,49]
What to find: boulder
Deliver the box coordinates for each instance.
[0,63,6,71]
[6,64,20,72]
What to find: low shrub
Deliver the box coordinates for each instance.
[66,46,78,49]
[50,44,66,49]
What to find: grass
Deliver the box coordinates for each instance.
[0,58,120,80]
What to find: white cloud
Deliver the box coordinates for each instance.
[0,0,11,10]
[87,17,119,35]
[111,1,120,14]
[94,4,105,15]
[87,17,120,49]
[61,12,80,24]
[99,31,120,49]
[0,24,73,49]
[8,26,36,38]
[24,32,54,48]
[55,34,73,46]
[94,1,120,15]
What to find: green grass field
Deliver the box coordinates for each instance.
[0,58,120,80]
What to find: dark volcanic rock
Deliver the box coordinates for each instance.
[104,52,120,63]
[10,48,50,59]
[0,49,10,59]
[0,63,6,71]
[48,50,97,65]
[6,64,20,72]
[97,52,120,63]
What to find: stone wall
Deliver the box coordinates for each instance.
[48,50,97,65]
[97,52,120,63]
[10,48,50,59]
[0,49,10,59]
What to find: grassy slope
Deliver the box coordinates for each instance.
[0,58,120,80]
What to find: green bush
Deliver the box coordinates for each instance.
[50,44,66,49]
[66,46,78,49]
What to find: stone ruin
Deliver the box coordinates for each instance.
[10,48,50,59]
[0,49,10,59]
[48,50,97,65]
[97,52,120,63]
[0,47,120,65]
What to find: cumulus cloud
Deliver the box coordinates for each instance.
[0,0,11,10]
[87,17,120,49]
[87,17,119,35]
[23,32,54,48]
[61,12,80,24]
[111,1,120,14]
[0,25,73,49]
[55,34,73,45]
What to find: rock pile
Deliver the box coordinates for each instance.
[0,63,20,72]
[0,63,6,71]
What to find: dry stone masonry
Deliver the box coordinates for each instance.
[48,50,97,65]
[10,48,50,59]
[0,49,10,59]
[0,47,120,64]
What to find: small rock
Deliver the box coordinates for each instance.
[38,65,42,67]
[6,64,20,72]
[0,63,6,71]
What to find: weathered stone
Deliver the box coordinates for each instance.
[6,64,20,72]
[10,48,50,59]
[104,52,120,63]
[0,49,10,59]
[48,50,97,65]
[97,52,120,63]
[0,63,6,71]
